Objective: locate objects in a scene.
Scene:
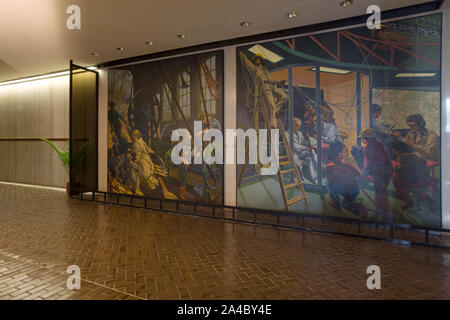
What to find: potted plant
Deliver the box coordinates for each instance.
[39,138,71,192]
[39,138,87,194]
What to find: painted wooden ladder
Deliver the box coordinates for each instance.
[276,117,309,211]
[237,92,309,211]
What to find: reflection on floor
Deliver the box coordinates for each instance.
[238,175,441,227]
[0,183,449,300]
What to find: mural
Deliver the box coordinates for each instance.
[108,51,224,205]
[236,14,442,227]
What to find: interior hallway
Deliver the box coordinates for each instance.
[0,183,449,300]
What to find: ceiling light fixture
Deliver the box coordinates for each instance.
[287,11,297,18]
[116,47,124,52]
[145,41,154,46]
[340,0,353,7]
[240,21,250,27]
[395,73,437,78]
[248,45,284,63]
[309,66,352,75]
[90,52,99,57]
[177,34,187,39]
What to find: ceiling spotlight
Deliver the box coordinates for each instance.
[340,0,353,7]
[287,11,297,18]
[177,34,187,39]
[240,21,250,27]
[116,47,124,52]
[90,52,99,57]
[145,41,154,46]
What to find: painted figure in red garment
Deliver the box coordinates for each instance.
[359,128,394,221]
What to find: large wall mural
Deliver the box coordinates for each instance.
[108,51,224,205]
[236,14,442,227]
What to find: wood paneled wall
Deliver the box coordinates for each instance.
[0,76,69,187]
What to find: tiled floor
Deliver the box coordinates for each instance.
[0,183,449,300]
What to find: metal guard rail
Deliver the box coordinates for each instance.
[71,191,450,251]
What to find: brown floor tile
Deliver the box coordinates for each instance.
[0,183,449,300]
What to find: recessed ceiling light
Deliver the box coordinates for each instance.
[116,47,124,52]
[177,34,187,39]
[240,21,250,27]
[90,52,99,57]
[340,0,353,7]
[287,11,297,18]
[145,41,154,46]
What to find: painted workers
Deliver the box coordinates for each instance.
[288,117,319,184]
[372,104,394,157]
[108,101,132,146]
[402,114,439,162]
[178,149,189,200]
[198,112,222,198]
[126,152,145,196]
[308,103,344,165]
[359,128,394,220]
[131,129,177,199]
[239,51,288,128]
[326,142,366,216]
[320,107,343,147]
[391,140,436,212]
[306,102,342,146]
[131,129,159,191]
[301,101,317,136]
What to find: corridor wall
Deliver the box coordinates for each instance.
[0,76,69,188]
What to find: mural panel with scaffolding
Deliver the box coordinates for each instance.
[236,13,442,227]
[107,51,224,205]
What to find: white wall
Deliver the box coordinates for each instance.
[224,46,237,207]
[441,7,450,228]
